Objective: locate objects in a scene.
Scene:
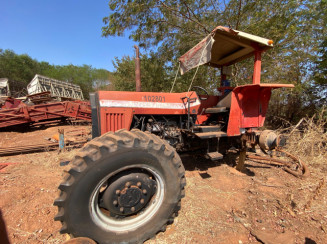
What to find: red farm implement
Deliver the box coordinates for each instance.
[0,100,91,128]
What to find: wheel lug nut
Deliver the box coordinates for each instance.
[125,182,131,188]
[131,207,135,212]
[113,200,118,206]
[140,199,145,204]
[116,190,120,195]
[142,189,147,194]
[137,182,142,187]
[120,207,124,213]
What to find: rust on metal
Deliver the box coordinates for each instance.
[276,148,309,178]
[246,149,309,178]
[0,140,87,156]
[0,100,91,129]
[134,45,141,92]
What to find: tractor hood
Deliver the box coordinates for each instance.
[179,26,274,75]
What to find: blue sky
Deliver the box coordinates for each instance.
[0,0,136,71]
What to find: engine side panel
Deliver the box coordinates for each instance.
[97,91,201,134]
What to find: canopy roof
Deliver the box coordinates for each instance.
[179,26,273,75]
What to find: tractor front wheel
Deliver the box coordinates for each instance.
[54,129,185,244]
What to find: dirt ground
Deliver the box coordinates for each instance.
[0,124,326,244]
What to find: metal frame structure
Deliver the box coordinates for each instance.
[0,100,91,128]
[27,74,84,101]
[0,78,10,97]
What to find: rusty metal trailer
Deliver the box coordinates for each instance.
[0,100,91,128]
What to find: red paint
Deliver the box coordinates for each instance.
[97,91,201,116]
[227,84,294,136]
[97,91,202,133]
[1,97,22,109]
[100,107,133,133]
[253,50,262,84]
[0,101,91,128]
[97,83,294,135]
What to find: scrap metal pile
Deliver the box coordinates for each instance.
[0,75,91,129]
[0,100,91,128]
[0,127,90,156]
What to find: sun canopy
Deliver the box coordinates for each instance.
[179,26,273,75]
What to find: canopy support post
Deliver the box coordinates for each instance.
[253,49,262,85]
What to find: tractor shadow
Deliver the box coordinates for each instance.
[180,152,256,178]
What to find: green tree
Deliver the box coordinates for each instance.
[103,0,326,124]
[0,49,112,99]
[313,37,327,106]
[112,52,173,92]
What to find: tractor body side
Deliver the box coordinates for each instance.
[92,84,293,139]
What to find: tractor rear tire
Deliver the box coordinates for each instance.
[54,129,186,244]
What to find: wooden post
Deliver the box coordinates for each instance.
[236,149,247,172]
[236,136,247,172]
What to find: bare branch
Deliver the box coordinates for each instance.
[210,0,222,14]
[159,1,210,34]
[153,20,202,36]
[181,0,203,25]
[235,0,242,29]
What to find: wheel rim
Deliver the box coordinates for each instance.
[90,164,165,232]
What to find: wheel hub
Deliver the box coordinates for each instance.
[102,171,156,216]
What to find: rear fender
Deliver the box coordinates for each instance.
[227,84,294,136]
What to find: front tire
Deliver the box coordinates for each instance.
[54,129,185,244]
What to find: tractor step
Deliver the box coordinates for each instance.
[193,125,221,133]
[207,152,223,161]
[205,107,227,113]
[194,131,227,139]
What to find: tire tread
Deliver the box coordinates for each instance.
[54,129,186,243]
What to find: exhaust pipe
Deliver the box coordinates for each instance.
[134,45,141,92]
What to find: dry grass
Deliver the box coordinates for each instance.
[282,109,327,166]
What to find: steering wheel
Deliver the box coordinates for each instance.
[191,86,209,100]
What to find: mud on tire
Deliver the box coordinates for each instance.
[54,129,186,244]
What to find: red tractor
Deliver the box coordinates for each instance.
[54,26,294,243]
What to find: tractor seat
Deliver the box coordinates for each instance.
[205,92,232,114]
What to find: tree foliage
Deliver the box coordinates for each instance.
[0,49,112,98]
[103,0,326,125]
[112,52,172,92]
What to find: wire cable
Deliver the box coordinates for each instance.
[170,62,181,93]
